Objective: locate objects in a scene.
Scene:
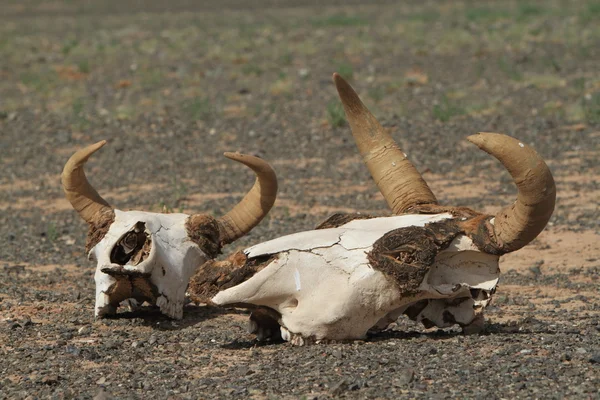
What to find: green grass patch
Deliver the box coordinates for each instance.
[327,100,346,128]
[46,222,58,242]
[20,71,52,92]
[465,7,510,21]
[498,57,522,81]
[368,86,385,103]
[432,95,466,122]
[77,59,90,74]
[335,62,354,81]
[184,97,213,122]
[584,92,600,124]
[311,14,368,27]
[241,63,263,76]
[62,38,79,55]
[407,10,440,22]
[581,1,600,22]
[517,3,545,20]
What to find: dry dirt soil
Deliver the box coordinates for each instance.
[1,0,599,399]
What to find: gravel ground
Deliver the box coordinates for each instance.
[1,0,599,398]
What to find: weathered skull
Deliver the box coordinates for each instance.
[189,74,555,344]
[62,142,277,319]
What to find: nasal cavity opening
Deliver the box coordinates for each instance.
[110,222,152,266]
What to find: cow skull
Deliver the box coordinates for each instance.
[189,74,555,344]
[62,142,277,319]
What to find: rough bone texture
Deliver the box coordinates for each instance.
[185,214,222,259]
[86,208,116,254]
[188,251,273,304]
[92,210,212,319]
[368,221,463,296]
[192,212,500,344]
[315,212,374,229]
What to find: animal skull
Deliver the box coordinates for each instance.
[189,74,555,344]
[62,142,277,319]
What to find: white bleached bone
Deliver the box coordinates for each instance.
[212,214,499,341]
[194,74,555,343]
[62,143,277,319]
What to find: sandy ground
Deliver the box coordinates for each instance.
[1,0,599,398]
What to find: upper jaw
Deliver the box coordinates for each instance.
[100,264,152,278]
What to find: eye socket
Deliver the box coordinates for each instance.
[110,222,151,265]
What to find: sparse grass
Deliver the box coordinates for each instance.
[498,57,522,81]
[524,74,565,89]
[407,10,440,22]
[311,14,367,27]
[335,63,354,81]
[77,60,90,74]
[432,95,466,122]
[279,52,293,66]
[517,3,545,20]
[46,222,58,242]
[241,63,263,76]
[327,100,346,128]
[61,38,78,55]
[583,92,600,123]
[465,7,510,21]
[368,86,385,103]
[20,71,48,92]
[580,1,600,22]
[184,97,213,122]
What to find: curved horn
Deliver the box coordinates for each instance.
[467,132,556,253]
[215,153,278,245]
[333,73,437,214]
[61,141,113,224]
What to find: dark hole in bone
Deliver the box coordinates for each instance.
[404,300,429,320]
[470,288,490,301]
[110,222,151,266]
[442,310,457,324]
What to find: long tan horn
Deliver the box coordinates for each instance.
[333,73,437,214]
[214,152,278,245]
[467,132,556,253]
[61,141,113,224]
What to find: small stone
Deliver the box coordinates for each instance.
[93,388,112,400]
[298,68,310,78]
[575,347,587,354]
[330,378,348,395]
[393,368,414,386]
[332,349,342,359]
[65,345,81,356]
[148,335,158,345]
[561,353,572,361]
[41,375,59,385]
[589,353,600,364]
[131,341,140,348]
[78,326,91,335]
[96,376,107,385]
[103,340,119,350]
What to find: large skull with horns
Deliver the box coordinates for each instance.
[62,142,277,319]
[189,74,556,344]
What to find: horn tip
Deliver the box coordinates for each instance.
[466,132,497,147]
[332,72,349,91]
[223,151,243,161]
[93,140,108,149]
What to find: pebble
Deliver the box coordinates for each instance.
[393,369,415,386]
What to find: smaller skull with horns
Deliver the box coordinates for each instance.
[62,142,277,319]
